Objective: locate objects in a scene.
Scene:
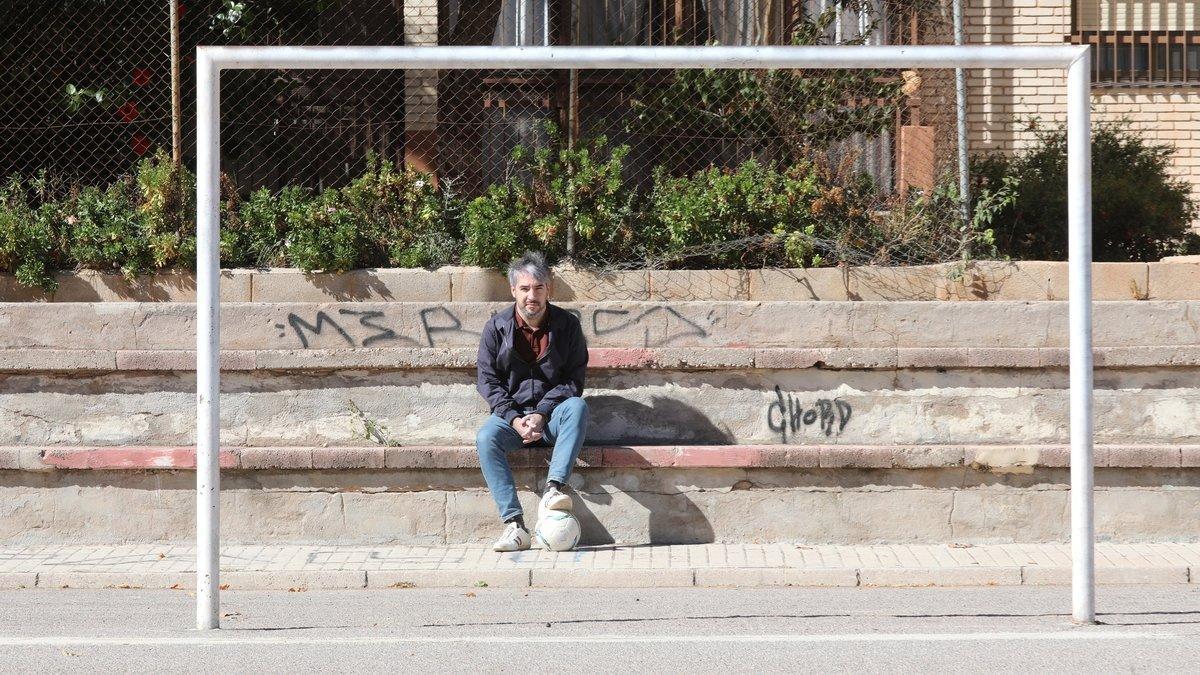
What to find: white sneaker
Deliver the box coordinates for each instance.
[492,521,531,552]
[540,484,573,513]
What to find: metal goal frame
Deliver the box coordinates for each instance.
[194,44,1094,629]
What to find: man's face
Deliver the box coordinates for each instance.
[511,271,550,322]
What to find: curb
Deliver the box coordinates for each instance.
[6,566,1194,590]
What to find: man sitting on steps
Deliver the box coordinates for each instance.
[475,251,590,552]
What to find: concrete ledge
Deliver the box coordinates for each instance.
[0,573,37,589]
[2,262,1198,303]
[7,345,1200,373]
[36,572,191,590]
[3,543,1197,590]
[5,444,1195,472]
[6,566,1194,589]
[7,565,1195,590]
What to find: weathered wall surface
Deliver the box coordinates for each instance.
[2,464,1198,546]
[2,292,1199,546]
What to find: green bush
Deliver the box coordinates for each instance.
[853,172,1015,268]
[973,120,1200,261]
[627,8,904,164]
[64,151,196,279]
[645,158,895,268]
[462,125,635,268]
[135,150,196,269]
[284,188,362,273]
[221,184,307,268]
[221,156,453,272]
[0,173,62,291]
[462,183,545,269]
[341,153,460,268]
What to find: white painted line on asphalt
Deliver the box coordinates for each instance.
[0,631,1174,647]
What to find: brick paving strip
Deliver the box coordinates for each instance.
[0,543,1195,590]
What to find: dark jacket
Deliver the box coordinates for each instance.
[476,303,589,423]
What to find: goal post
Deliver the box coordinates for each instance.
[194,44,1094,630]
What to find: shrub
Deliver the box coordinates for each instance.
[221,183,307,268]
[340,153,459,268]
[284,188,361,273]
[645,158,888,268]
[135,150,196,269]
[0,173,62,291]
[63,151,197,279]
[462,124,634,268]
[626,7,904,166]
[856,172,1015,268]
[973,120,1200,261]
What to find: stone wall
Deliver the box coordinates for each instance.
[2,289,1200,546]
[3,260,1199,302]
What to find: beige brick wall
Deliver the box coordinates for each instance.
[403,0,438,133]
[965,0,1200,226]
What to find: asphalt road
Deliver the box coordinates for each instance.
[1,585,1197,672]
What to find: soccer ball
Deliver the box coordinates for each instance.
[534,510,581,552]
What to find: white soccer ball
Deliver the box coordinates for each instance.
[535,510,581,552]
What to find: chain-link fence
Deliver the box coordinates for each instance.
[5,1,1012,283]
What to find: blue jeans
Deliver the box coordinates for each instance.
[475,397,588,522]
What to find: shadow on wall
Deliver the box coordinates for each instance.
[571,395,730,545]
[583,394,736,445]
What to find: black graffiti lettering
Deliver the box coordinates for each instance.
[337,309,408,347]
[766,385,787,442]
[816,399,835,436]
[287,311,355,349]
[591,306,708,347]
[787,396,802,434]
[419,306,464,348]
[764,387,853,442]
[835,399,852,433]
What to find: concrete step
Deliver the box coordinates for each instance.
[0,542,1194,590]
[4,261,1197,303]
[3,444,1198,547]
[6,444,1196,472]
[3,300,1200,351]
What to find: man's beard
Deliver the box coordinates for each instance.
[518,302,545,320]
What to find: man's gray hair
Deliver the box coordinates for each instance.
[507,251,551,286]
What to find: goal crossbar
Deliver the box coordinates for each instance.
[194,44,1094,629]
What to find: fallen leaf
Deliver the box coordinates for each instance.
[218,583,230,590]
[389,581,415,589]
[463,592,476,598]
[158,553,166,559]
[287,587,307,593]
[169,583,182,590]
